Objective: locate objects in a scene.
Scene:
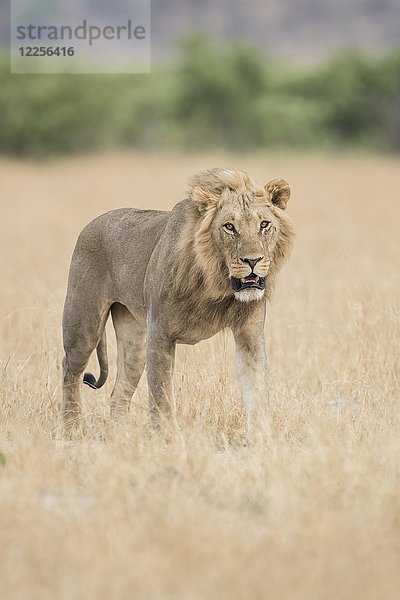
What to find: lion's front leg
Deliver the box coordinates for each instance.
[232,324,269,434]
[146,326,176,428]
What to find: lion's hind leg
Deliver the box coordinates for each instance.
[62,306,110,432]
[110,303,146,419]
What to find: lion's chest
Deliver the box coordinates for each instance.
[168,296,252,344]
[174,322,224,345]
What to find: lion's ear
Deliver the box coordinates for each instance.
[191,185,220,214]
[265,179,291,210]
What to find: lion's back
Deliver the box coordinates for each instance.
[69,207,171,308]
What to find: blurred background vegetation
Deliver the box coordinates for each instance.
[1,36,400,156]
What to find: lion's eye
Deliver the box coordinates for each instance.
[223,222,236,233]
[260,220,271,230]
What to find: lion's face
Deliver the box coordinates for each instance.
[212,198,279,301]
[189,170,293,303]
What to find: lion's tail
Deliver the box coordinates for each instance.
[83,329,109,390]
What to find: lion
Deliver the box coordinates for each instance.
[62,168,294,431]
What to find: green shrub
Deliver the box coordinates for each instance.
[0,42,399,155]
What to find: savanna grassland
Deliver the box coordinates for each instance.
[0,152,399,599]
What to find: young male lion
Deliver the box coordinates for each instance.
[62,168,294,431]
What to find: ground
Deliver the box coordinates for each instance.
[0,152,399,599]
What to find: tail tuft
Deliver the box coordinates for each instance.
[81,329,109,390]
[83,372,98,389]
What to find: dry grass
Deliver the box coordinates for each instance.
[0,152,399,599]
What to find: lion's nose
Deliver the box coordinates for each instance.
[240,256,263,270]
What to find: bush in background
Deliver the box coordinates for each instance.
[0,39,399,156]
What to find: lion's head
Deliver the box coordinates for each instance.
[176,168,294,303]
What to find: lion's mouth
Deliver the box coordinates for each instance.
[231,274,266,292]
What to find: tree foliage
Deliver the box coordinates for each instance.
[1,39,399,156]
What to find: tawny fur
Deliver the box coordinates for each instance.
[62,167,294,431]
[173,168,294,304]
